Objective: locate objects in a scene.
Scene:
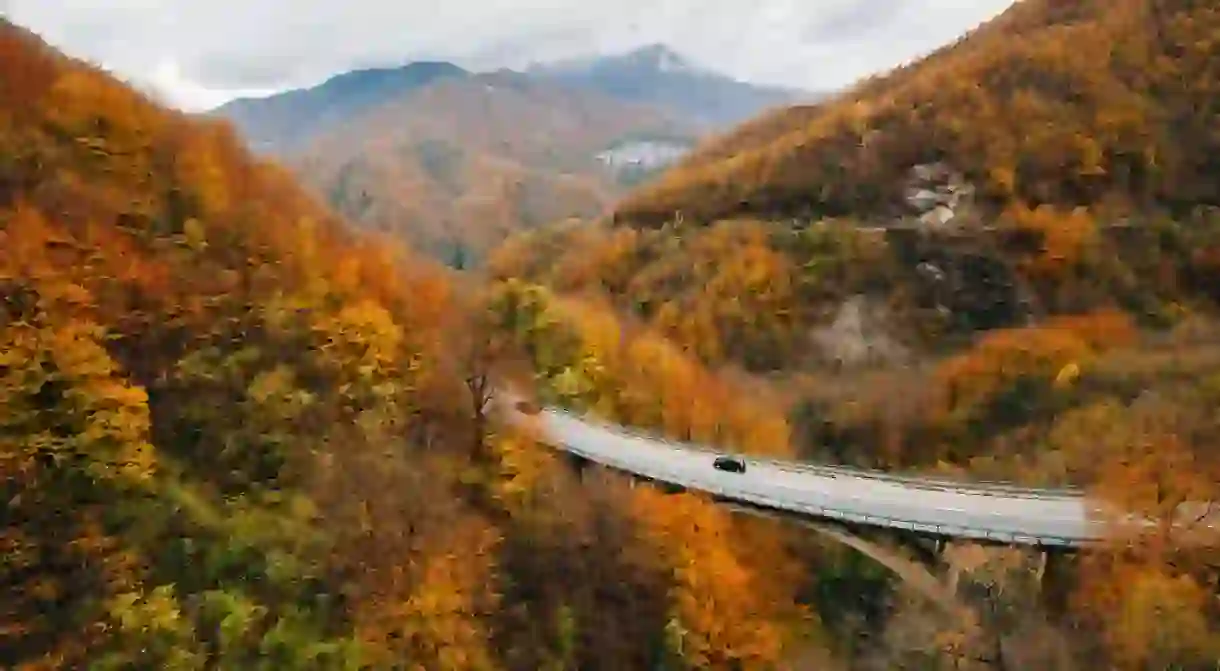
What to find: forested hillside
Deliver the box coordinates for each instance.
[614,0,1220,226]
[289,71,697,263]
[212,61,470,155]
[489,216,1220,667]
[9,0,1220,666]
[0,20,831,670]
[486,0,1220,667]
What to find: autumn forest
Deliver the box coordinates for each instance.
[5,0,1220,669]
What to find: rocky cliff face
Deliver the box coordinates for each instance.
[903,162,977,231]
[886,162,1037,335]
[809,295,911,368]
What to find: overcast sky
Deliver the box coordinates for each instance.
[5,0,1015,112]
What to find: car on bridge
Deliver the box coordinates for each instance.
[514,399,541,415]
[713,456,747,474]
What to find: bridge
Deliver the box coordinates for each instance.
[511,403,1098,546]
[502,399,1218,614]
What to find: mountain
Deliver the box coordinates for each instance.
[212,60,469,153]
[612,0,1220,228]
[9,12,1220,669]
[0,18,818,669]
[288,70,700,262]
[529,43,816,128]
[503,0,1220,380]
[207,44,821,264]
[486,11,1220,669]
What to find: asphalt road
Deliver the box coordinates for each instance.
[504,402,1105,547]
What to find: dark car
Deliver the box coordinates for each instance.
[514,399,542,415]
[713,456,747,474]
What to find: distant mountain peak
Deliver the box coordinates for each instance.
[618,44,697,74]
[309,60,467,98]
[210,59,469,154]
[528,43,806,129]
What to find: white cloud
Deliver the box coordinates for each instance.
[6,0,1016,111]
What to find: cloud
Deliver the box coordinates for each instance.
[6,0,1016,111]
[801,0,908,42]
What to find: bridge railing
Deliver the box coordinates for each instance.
[543,407,1084,500]
[551,428,1095,548]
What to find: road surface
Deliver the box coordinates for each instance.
[504,402,1110,547]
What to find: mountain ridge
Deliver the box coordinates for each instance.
[210,43,815,153]
[286,67,701,262]
[527,43,817,128]
[211,60,470,154]
[612,0,1220,228]
[207,42,805,263]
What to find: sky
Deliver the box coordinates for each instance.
[4,0,1016,112]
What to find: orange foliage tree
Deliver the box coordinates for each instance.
[629,489,795,670]
[1069,396,1220,669]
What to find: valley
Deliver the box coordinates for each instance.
[211,44,807,264]
[4,0,1220,669]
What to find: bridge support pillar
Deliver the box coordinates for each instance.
[1038,549,1071,617]
[565,453,591,482]
[946,562,961,597]
[895,533,945,567]
[930,537,947,558]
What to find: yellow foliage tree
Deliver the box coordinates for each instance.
[629,489,790,670]
[0,313,157,665]
[362,517,502,671]
[934,309,1136,421]
[1003,204,1099,281]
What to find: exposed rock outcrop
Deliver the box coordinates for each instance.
[903,162,976,231]
[810,295,911,368]
[883,162,1038,333]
